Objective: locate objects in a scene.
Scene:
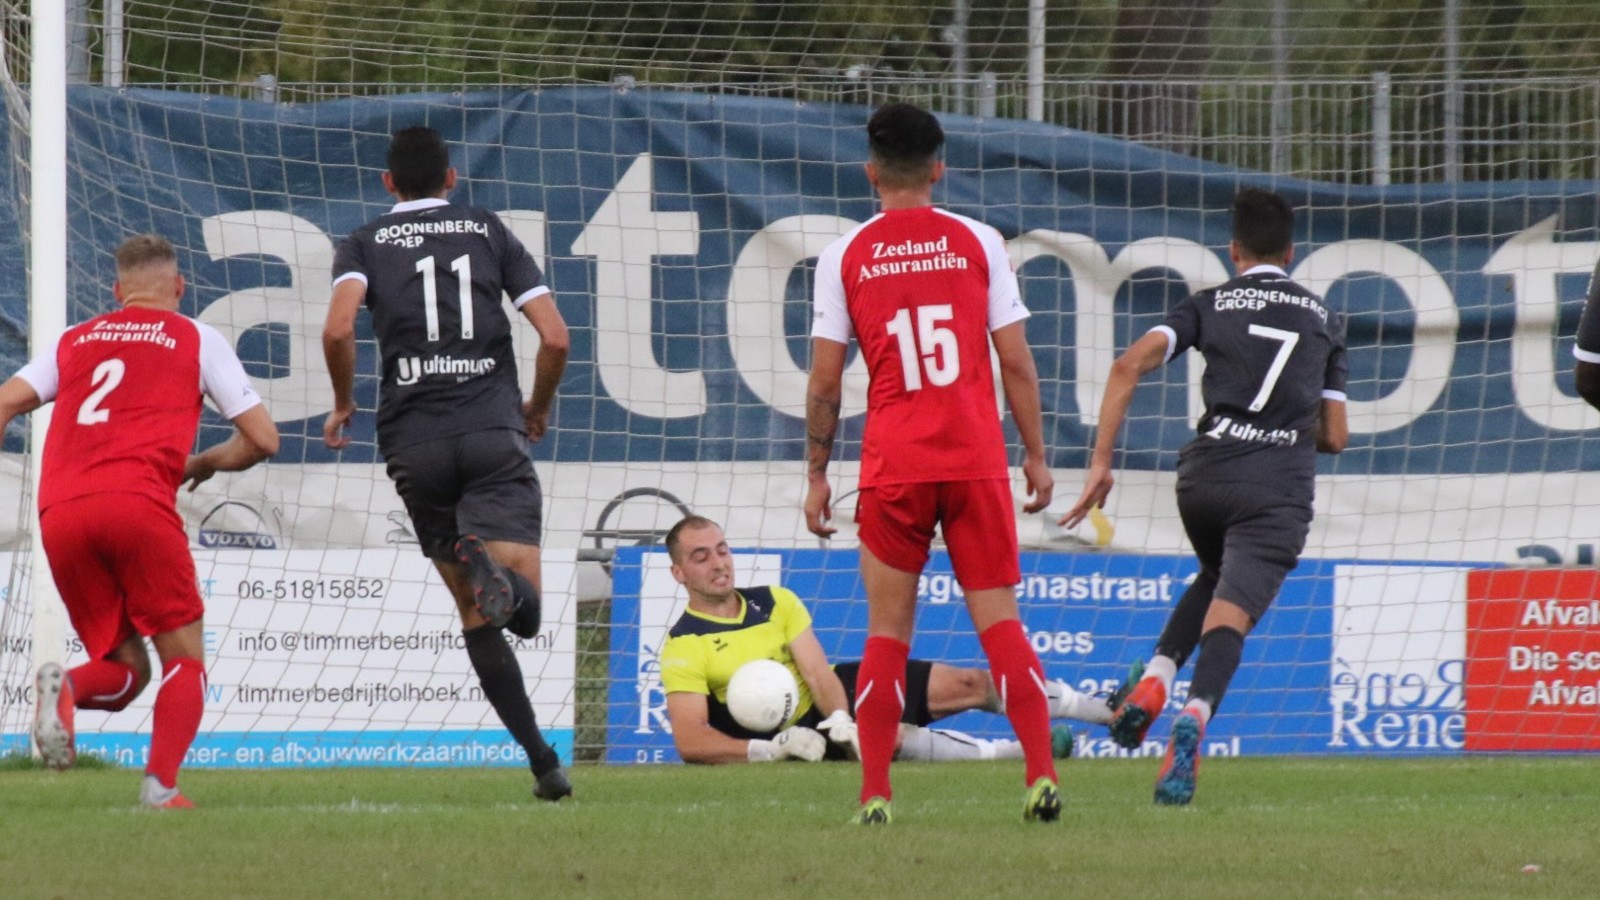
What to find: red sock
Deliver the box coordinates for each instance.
[68,660,140,711]
[855,636,909,804]
[980,620,1057,787]
[147,657,205,790]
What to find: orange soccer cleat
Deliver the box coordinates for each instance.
[1108,674,1166,750]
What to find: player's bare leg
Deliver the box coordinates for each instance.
[143,620,206,809]
[1157,598,1252,806]
[854,545,917,823]
[437,560,570,802]
[966,586,1059,822]
[924,664,1001,717]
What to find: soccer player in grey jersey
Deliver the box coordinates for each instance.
[322,126,573,801]
[1061,188,1348,805]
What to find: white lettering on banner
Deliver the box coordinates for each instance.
[569,154,707,418]
[1293,240,1458,435]
[1009,232,1226,429]
[193,190,1596,440]
[1329,565,1466,750]
[1520,599,1600,627]
[200,211,335,423]
[725,214,869,420]
[923,570,1179,605]
[1484,215,1600,432]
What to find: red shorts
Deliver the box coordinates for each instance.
[40,493,203,661]
[856,478,1020,590]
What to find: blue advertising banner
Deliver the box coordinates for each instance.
[0,86,1594,474]
[607,547,1473,764]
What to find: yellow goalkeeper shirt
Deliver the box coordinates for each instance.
[658,585,815,736]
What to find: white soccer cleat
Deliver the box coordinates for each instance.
[32,663,76,771]
[139,775,195,810]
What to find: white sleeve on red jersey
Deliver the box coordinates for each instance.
[809,232,854,345]
[13,335,62,403]
[934,209,1029,332]
[196,322,264,420]
[978,221,1028,332]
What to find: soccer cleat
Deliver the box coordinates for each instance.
[1023,777,1062,823]
[455,535,516,628]
[33,663,76,771]
[1108,672,1166,750]
[1154,710,1205,806]
[1103,659,1146,714]
[533,766,573,802]
[853,796,892,825]
[139,775,195,810]
[1050,724,1075,760]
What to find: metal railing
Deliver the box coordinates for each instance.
[126,74,1600,185]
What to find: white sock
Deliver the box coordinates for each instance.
[1046,679,1113,724]
[1146,654,1178,692]
[896,726,1007,761]
[1183,698,1213,724]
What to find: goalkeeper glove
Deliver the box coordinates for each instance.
[816,710,860,758]
[747,726,825,762]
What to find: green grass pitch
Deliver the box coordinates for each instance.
[2,756,1595,899]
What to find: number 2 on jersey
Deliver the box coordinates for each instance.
[76,358,126,425]
[886,304,959,391]
[1246,324,1299,412]
[415,254,474,342]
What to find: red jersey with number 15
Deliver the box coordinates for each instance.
[16,306,263,513]
[811,206,1028,488]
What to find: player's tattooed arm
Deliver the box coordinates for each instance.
[804,338,847,537]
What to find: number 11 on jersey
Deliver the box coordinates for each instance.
[415,254,474,342]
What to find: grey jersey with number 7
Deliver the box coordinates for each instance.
[1159,265,1347,500]
[333,201,547,454]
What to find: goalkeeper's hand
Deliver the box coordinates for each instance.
[747,726,825,762]
[816,710,859,757]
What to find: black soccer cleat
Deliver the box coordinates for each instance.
[534,766,573,802]
[455,535,515,629]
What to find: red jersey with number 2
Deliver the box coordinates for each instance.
[811,206,1029,488]
[20,306,263,513]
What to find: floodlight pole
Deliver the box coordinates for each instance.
[1026,0,1044,121]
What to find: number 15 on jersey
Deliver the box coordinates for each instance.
[887,304,958,391]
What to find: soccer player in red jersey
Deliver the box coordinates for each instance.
[805,103,1060,824]
[0,234,279,808]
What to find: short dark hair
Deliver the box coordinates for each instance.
[115,234,177,273]
[664,514,721,563]
[867,103,944,189]
[387,126,451,199]
[1232,188,1294,261]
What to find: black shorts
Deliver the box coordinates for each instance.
[384,428,543,561]
[1175,479,1312,621]
[797,658,936,730]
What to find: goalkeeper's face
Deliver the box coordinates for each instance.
[670,523,737,605]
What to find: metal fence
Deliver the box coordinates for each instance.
[199,75,1600,186]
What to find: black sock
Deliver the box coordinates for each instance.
[463,624,560,775]
[1186,626,1246,716]
[1155,569,1218,669]
[503,568,542,640]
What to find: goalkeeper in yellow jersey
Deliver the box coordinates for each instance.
[658,516,1114,764]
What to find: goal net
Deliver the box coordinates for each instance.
[3,1,1599,768]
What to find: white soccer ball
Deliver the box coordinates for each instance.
[726,659,800,733]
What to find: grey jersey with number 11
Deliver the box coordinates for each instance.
[333,200,548,453]
[1159,265,1347,500]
